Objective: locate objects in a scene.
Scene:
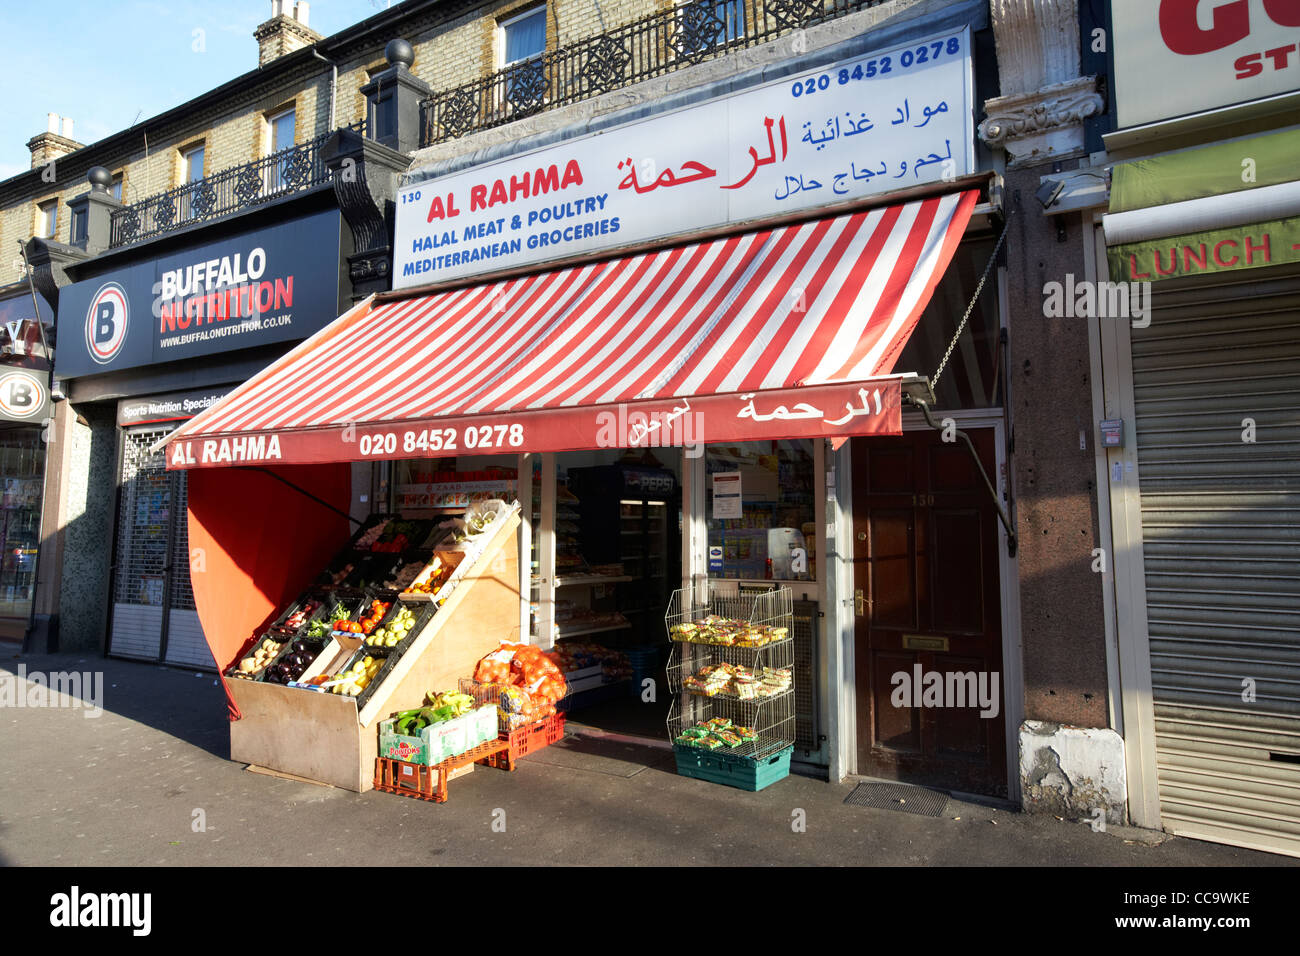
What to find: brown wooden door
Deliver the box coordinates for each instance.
[851,428,1007,797]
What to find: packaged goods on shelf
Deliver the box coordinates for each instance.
[683,663,792,699]
[546,642,633,683]
[669,615,789,647]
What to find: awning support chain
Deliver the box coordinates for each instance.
[930,210,1013,395]
[910,397,1017,558]
[237,467,364,527]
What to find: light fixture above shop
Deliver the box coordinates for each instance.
[1036,179,1065,209]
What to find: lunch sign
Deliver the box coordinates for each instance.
[393,28,974,287]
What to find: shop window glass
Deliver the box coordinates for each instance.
[0,427,45,622]
[705,440,815,581]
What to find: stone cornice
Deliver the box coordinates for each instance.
[979,76,1103,147]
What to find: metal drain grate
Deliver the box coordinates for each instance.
[844,783,949,817]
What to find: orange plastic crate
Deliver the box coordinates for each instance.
[374,738,508,803]
[485,713,566,771]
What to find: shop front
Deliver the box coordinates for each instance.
[1098,128,1300,856]
[49,198,359,666]
[0,283,55,642]
[152,16,1020,796]
[1095,6,1300,857]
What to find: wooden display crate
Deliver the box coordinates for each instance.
[228,507,521,792]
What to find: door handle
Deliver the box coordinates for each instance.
[855,589,866,615]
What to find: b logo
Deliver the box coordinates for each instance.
[85,282,129,365]
[0,371,47,419]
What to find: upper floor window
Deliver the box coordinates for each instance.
[500,6,546,68]
[269,107,296,154]
[110,172,124,203]
[184,144,205,183]
[675,0,745,57]
[180,144,206,221]
[37,200,57,239]
[267,107,297,192]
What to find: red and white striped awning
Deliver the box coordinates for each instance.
[163,189,977,469]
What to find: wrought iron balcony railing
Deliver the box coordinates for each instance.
[108,121,366,249]
[419,0,884,147]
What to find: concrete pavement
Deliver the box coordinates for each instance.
[1,650,1294,867]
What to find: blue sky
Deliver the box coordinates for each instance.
[0,0,400,180]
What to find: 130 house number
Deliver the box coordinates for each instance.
[358,424,525,456]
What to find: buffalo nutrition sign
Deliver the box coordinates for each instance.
[394,28,973,287]
[56,208,342,378]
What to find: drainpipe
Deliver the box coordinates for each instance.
[311,48,336,130]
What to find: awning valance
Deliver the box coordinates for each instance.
[163,189,977,469]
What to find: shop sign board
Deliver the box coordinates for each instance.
[56,209,343,379]
[394,28,974,287]
[116,387,232,427]
[165,378,903,470]
[0,367,49,424]
[0,287,53,362]
[1112,1,1300,128]
[1107,213,1300,281]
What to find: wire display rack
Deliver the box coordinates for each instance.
[664,585,795,764]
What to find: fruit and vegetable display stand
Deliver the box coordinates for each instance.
[225,501,523,792]
[665,586,796,792]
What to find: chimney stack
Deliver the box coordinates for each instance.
[255,0,322,66]
[28,113,83,169]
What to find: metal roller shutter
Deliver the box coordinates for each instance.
[109,428,171,662]
[109,425,215,670]
[1132,266,1300,857]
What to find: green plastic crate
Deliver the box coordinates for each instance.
[672,744,793,791]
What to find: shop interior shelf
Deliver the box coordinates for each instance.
[554,621,632,639]
[553,574,636,587]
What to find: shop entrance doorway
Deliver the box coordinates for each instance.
[851,427,1007,797]
[106,425,214,669]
